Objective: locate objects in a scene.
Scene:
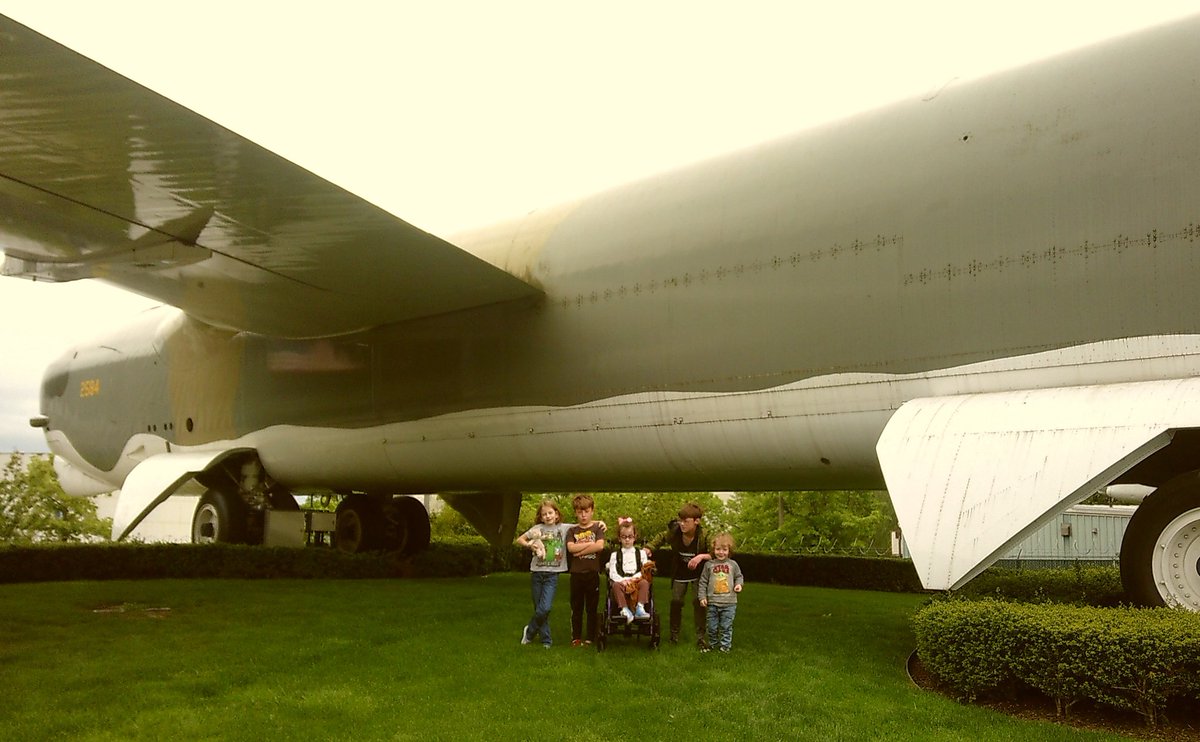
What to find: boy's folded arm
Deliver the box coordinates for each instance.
[572,539,605,555]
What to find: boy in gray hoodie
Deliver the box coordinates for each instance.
[697,532,744,653]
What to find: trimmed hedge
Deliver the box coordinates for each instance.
[1,542,925,593]
[0,541,1126,602]
[0,539,501,581]
[913,599,1200,725]
[955,564,1125,607]
[696,551,923,593]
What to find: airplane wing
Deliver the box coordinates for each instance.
[0,16,541,338]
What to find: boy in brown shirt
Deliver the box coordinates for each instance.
[565,494,606,646]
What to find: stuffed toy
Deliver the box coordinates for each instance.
[622,560,656,597]
[529,539,546,560]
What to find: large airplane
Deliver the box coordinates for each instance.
[3,13,1200,609]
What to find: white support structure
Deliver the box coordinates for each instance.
[877,378,1200,590]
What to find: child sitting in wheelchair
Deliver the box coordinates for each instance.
[606,518,654,623]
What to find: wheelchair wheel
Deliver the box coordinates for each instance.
[596,609,609,651]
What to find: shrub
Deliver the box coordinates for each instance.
[955,563,1125,606]
[912,599,1024,702]
[659,550,923,593]
[912,599,1200,725]
[0,540,501,582]
[1,541,928,594]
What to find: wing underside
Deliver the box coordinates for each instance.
[0,16,540,338]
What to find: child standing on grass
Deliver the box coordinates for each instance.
[698,532,744,653]
[565,494,606,647]
[646,502,712,647]
[606,518,653,624]
[516,500,571,648]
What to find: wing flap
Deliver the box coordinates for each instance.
[0,16,540,337]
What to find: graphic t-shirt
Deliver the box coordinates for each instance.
[712,569,731,595]
[698,558,743,606]
[566,522,607,573]
[521,523,571,572]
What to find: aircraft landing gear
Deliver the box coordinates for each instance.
[1120,471,1200,611]
[334,494,384,552]
[191,488,248,544]
[334,494,430,555]
[386,495,431,557]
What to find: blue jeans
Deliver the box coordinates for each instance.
[706,603,737,650]
[526,571,558,646]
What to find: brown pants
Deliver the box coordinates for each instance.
[611,579,649,610]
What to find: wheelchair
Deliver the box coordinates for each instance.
[595,571,661,651]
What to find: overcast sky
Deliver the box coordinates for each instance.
[1,1,1196,452]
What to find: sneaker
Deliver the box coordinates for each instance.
[697,639,709,651]
[700,646,711,654]
[543,644,552,649]
[634,605,650,620]
[583,640,593,646]
[621,607,634,624]
[571,639,582,647]
[520,626,532,645]
[719,647,730,653]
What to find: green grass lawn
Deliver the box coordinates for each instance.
[0,574,1130,741]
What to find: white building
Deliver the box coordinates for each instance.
[899,504,1135,568]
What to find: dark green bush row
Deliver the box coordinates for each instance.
[1,541,925,593]
[955,564,1125,607]
[913,599,1200,725]
[511,545,922,593]
[3,541,1129,603]
[0,539,501,582]
[709,551,923,593]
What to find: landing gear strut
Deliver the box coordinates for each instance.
[191,455,297,546]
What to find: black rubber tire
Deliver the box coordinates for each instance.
[334,495,385,553]
[191,489,248,544]
[1120,470,1200,608]
[596,604,609,651]
[387,496,432,556]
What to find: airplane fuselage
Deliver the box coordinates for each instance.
[41,15,1200,500]
[19,14,1200,605]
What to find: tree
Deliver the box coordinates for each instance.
[515,492,729,538]
[428,502,481,539]
[0,453,111,544]
[729,491,896,554]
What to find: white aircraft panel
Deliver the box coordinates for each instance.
[112,448,248,540]
[877,378,1200,590]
